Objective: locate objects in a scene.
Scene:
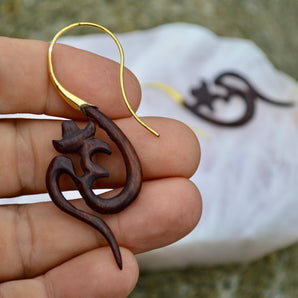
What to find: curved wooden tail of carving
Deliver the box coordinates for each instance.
[46,156,123,269]
[215,72,295,107]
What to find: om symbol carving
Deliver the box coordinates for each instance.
[185,71,294,126]
[46,105,142,269]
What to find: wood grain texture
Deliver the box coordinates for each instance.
[46,105,143,269]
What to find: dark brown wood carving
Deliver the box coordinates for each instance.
[185,71,294,126]
[46,105,142,269]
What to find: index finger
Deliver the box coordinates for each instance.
[0,37,141,119]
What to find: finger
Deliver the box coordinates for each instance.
[0,117,200,197]
[0,247,138,298]
[0,177,201,281]
[0,37,141,118]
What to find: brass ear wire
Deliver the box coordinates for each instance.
[144,82,185,105]
[143,81,211,140]
[48,22,159,137]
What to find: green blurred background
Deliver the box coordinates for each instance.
[1,0,297,296]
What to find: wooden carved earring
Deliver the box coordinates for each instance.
[146,72,294,127]
[46,22,159,270]
[187,71,294,126]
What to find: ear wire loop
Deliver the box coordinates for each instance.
[144,82,211,140]
[48,22,159,137]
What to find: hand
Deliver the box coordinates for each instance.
[0,37,202,297]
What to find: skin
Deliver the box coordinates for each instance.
[0,36,202,297]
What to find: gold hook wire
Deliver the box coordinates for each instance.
[48,22,159,137]
[143,81,211,140]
